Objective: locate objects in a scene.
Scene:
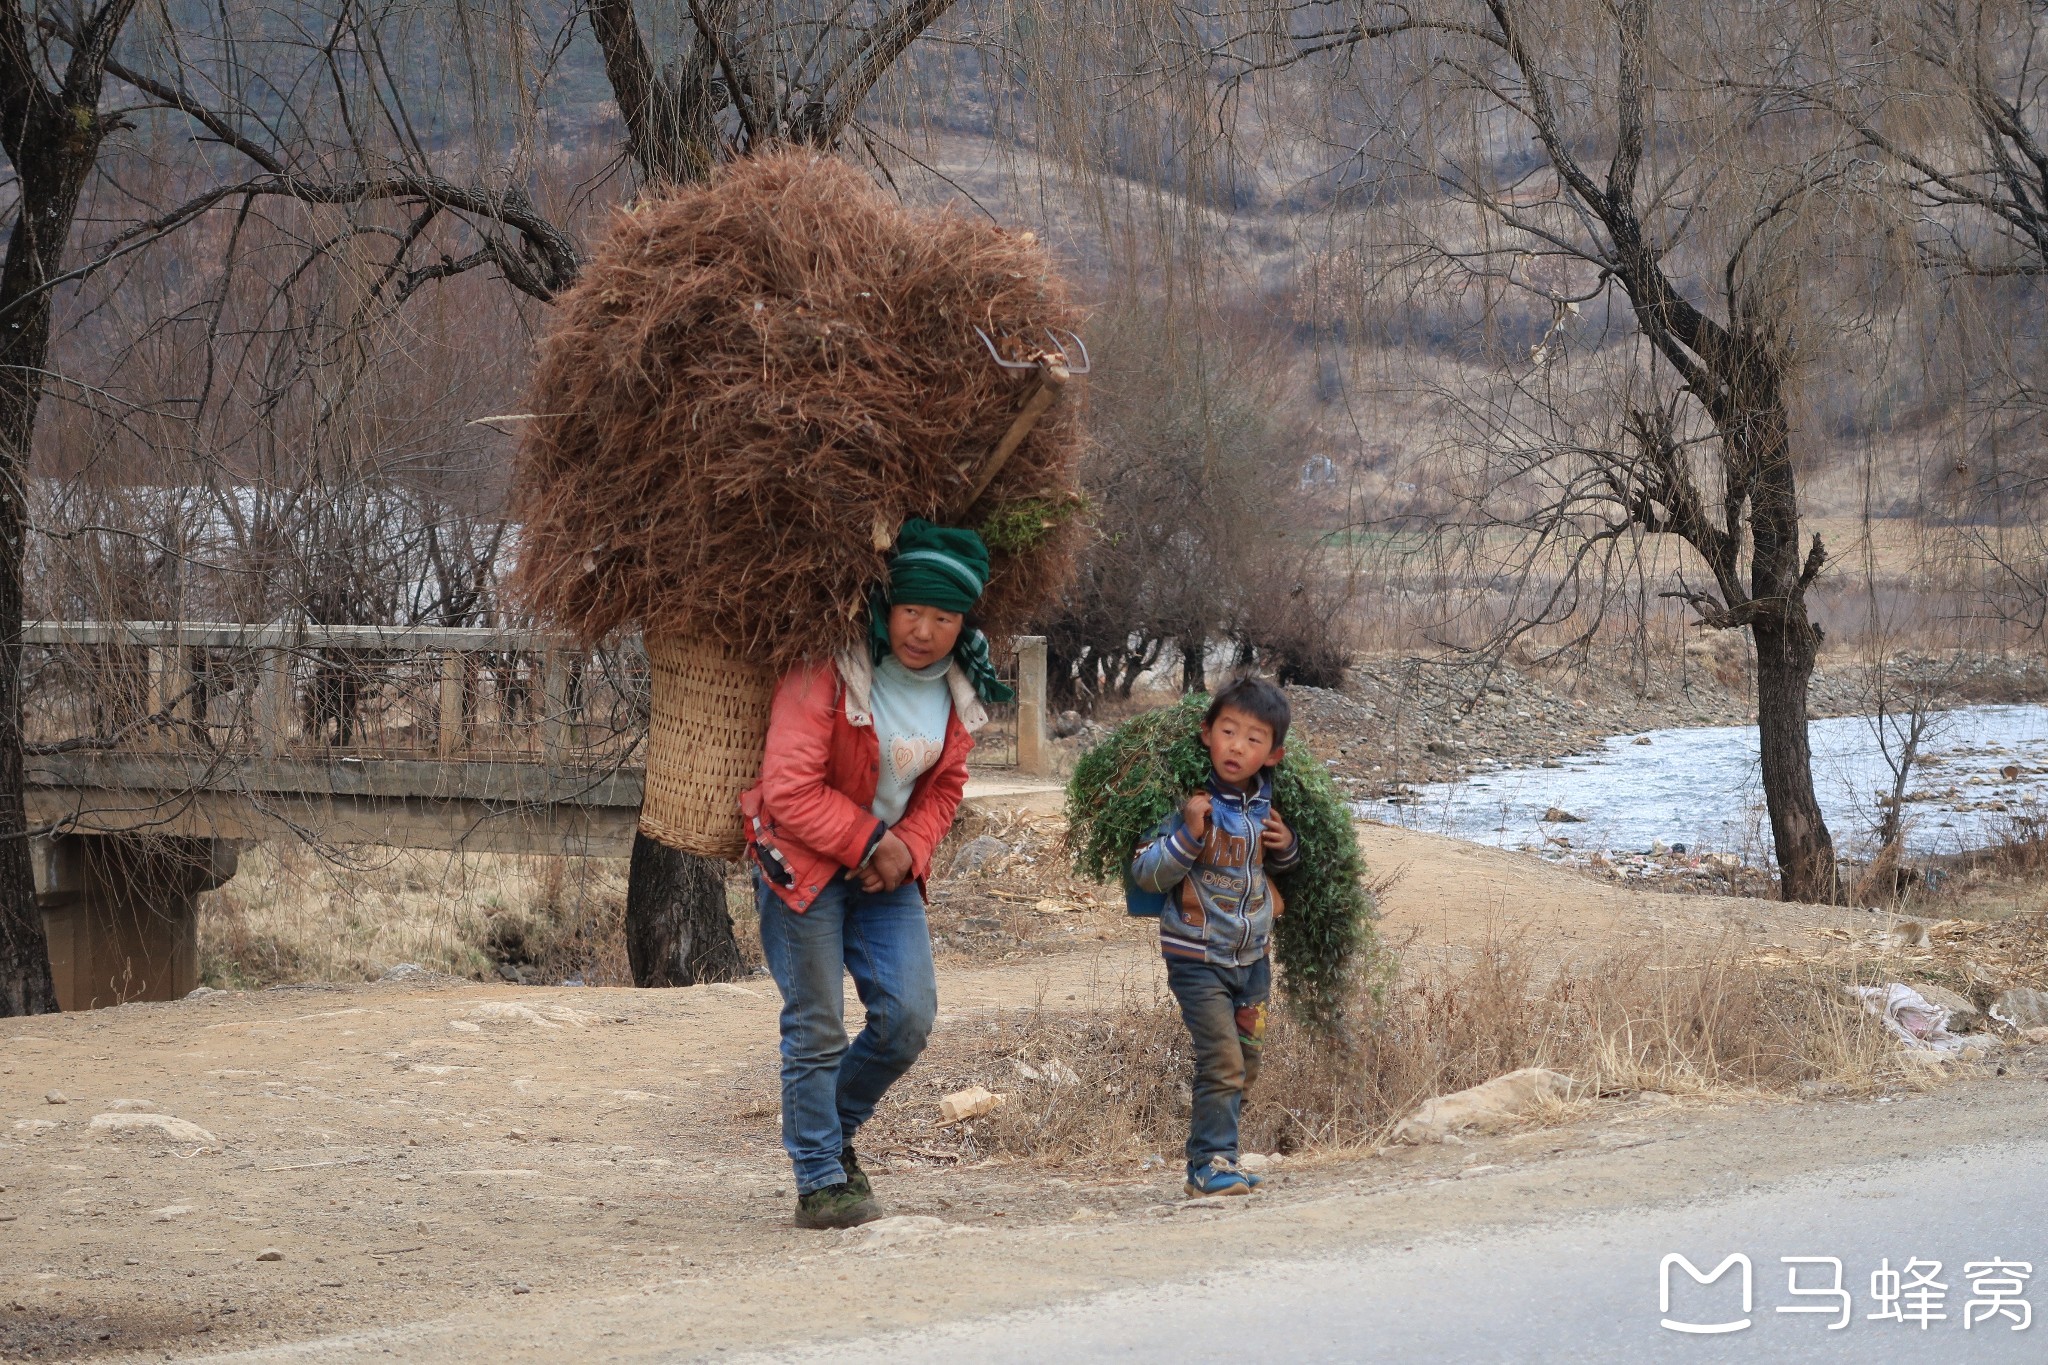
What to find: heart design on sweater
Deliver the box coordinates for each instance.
[890,735,943,784]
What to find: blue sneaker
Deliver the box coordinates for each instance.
[1184,1159,1255,1197]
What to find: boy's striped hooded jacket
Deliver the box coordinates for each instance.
[1130,770,1300,966]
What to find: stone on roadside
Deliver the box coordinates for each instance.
[152,1205,196,1222]
[950,835,1013,877]
[44,1091,66,1105]
[1392,1068,1576,1144]
[856,1215,952,1248]
[381,963,430,982]
[1886,921,1932,950]
[1911,982,1981,1032]
[255,1248,284,1262]
[1237,1152,1285,1173]
[467,1001,600,1028]
[1991,987,2048,1032]
[89,1112,217,1144]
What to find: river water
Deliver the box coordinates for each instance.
[1384,703,2048,866]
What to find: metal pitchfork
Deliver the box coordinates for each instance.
[869,327,1091,549]
[960,326,1089,510]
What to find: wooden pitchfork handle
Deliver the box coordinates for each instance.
[958,356,1071,513]
[871,367,1066,552]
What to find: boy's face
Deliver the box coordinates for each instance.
[1200,704,1284,788]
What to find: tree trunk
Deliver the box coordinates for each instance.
[1751,619,1835,902]
[0,262,54,1012]
[1730,359,1836,905]
[623,834,744,986]
[1180,638,1206,693]
[0,427,51,1013]
[0,36,134,1013]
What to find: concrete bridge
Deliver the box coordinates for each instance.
[24,621,1049,1009]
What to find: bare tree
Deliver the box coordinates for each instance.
[2,0,980,1010]
[1818,0,2048,632]
[1171,0,1867,900]
[1038,299,1350,706]
[0,0,141,1011]
[1869,667,1946,852]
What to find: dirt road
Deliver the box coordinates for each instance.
[0,826,1927,1362]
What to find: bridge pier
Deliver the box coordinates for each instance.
[30,834,239,1011]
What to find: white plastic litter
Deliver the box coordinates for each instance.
[1851,983,1989,1055]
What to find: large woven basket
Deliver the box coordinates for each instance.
[639,633,775,858]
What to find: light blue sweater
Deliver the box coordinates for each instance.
[868,653,954,825]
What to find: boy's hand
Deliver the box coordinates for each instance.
[1261,810,1293,852]
[1181,793,1213,843]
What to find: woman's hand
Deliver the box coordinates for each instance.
[859,829,916,892]
[1261,810,1293,853]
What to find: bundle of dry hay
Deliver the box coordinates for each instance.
[511,151,1086,669]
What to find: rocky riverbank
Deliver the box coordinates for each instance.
[1284,645,2048,799]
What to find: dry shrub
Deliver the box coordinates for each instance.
[906,935,1896,1164]
[512,151,1086,666]
[199,843,639,988]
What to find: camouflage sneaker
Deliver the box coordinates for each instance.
[794,1182,882,1230]
[841,1145,871,1200]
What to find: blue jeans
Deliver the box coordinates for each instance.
[755,871,938,1194]
[1164,955,1271,1169]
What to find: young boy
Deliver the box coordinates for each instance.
[1131,677,1300,1197]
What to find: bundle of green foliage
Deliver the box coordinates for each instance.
[1065,693,1380,1030]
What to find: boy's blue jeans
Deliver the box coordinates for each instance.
[755,871,938,1195]
[1164,955,1271,1169]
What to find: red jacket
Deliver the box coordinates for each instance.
[739,651,980,913]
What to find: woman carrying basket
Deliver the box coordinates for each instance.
[738,519,1012,1229]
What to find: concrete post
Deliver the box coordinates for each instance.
[541,648,570,766]
[31,834,238,1010]
[258,647,292,758]
[1015,635,1050,776]
[438,651,465,758]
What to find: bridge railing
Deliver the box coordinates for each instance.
[24,621,649,771]
[24,622,1049,774]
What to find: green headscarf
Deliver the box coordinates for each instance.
[868,518,1016,704]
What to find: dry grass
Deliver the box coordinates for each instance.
[511,150,1085,661]
[198,842,762,989]
[877,932,1906,1166]
[196,803,1113,992]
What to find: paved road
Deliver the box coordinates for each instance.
[741,1140,2047,1364]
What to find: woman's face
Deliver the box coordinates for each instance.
[888,603,964,670]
